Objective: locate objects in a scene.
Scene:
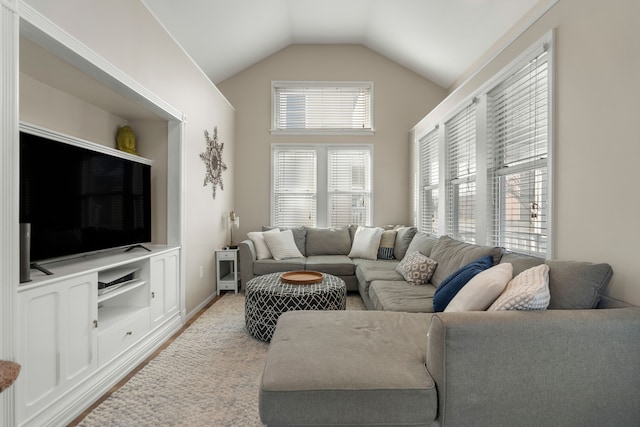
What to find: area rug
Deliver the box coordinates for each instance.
[77,292,365,427]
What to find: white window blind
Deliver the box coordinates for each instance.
[272,148,317,226]
[446,102,477,243]
[419,128,439,234]
[272,145,372,228]
[328,148,371,227]
[272,81,373,133]
[487,49,549,255]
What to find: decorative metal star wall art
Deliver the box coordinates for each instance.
[200,126,227,199]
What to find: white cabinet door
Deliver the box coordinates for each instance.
[149,249,179,327]
[16,273,98,423]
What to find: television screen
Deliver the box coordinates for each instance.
[20,131,152,262]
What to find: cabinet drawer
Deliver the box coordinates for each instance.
[217,250,236,261]
[98,308,150,365]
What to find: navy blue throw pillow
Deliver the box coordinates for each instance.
[432,256,494,312]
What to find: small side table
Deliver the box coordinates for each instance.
[216,248,239,295]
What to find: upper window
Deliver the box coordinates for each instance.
[272,145,372,228]
[271,81,374,134]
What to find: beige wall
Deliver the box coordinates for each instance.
[414,0,640,305]
[218,44,446,239]
[23,0,236,314]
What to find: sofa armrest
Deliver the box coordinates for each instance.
[239,239,256,289]
[426,308,640,426]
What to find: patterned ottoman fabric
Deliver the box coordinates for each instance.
[245,272,347,342]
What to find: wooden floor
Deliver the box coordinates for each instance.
[67,293,225,426]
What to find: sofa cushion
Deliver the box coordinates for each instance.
[253,258,307,276]
[262,229,304,260]
[445,263,513,312]
[263,225,307,256]
[489,264,550,311]
[247,228,281,260]
[377,229,397,259]
[306,227,351,256]
[433,256,494,312]
[393,226,418,260]
[404,231,439,258]
[305,255,355,277]
[369,281,437,312]
[499,252,544,276]
[355,261,403,295]
[429,236,502,287]
[348,226,384,260]
[395,251,438,285]
[260,310,437,426]
[545,260,613,309]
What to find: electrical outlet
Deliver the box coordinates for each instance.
[199,266,203,278]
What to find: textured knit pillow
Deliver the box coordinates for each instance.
[377,230,397,259]
[488,264,550,311]
[395,251,438,285]
[348,226,384,260]
[432,255,493,312]
[247,228,280,260]
[262,229,304,260]
[444,263,513,312]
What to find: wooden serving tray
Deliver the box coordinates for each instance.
[280,271,324,285]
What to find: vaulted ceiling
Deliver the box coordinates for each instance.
[143,0,541,88]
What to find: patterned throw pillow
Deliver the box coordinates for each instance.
[377,230,397,260]
[395,251,438,285]
[488,264,550,311]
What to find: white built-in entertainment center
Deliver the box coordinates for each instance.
[1,2,187,426]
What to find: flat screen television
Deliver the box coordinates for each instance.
[20,130,152,262]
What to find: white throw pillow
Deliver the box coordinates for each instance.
[247,228,280,260]
[262,229,303,260]
[348,226,384,260]
[445,263,513,312]
[488,264,551,311]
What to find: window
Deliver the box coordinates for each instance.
[272,145,372,227]
[446,102,477,243]
[272,148,317,226]
[415,33,553,257]
[487,50,549,255]
[272,81,373,134]
[419,128,439,234]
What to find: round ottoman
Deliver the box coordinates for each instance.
[245,272,346,342]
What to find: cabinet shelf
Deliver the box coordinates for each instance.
[97,279,146,303]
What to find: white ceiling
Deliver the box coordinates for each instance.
[143,0,541,88]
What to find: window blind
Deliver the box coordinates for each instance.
[272,148,317,226]
[419,128,439,234]
[272,82,373,132]
[446,102,477,243]
[328,148,371,226]
[487,50,549,255]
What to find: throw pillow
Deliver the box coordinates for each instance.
[262,226,307,256]
[377,230,397,260]
[393,226,418,260]
[488,264,551,311]
[432,255,494,312]
[444,263,513,312]
[247,228,280,260]
[348,226,384,260]
[395,251,438,285]
[262,229,304,260]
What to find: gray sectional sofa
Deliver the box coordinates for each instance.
[240,226,640,426]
